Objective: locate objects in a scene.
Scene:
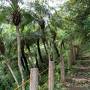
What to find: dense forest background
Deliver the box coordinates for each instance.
[0,0,90,90]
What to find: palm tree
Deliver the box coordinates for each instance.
[10,0,25,89]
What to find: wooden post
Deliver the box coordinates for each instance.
[48,60,55,90]
[30,68,38,90]
[60,55,65,83]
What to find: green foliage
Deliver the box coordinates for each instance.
[0,0,90,89]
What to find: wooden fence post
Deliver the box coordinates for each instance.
[30,68,38,90]
[48,60,55,90]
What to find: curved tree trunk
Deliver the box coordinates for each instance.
[16,26,25,90]
[6,62,19,88]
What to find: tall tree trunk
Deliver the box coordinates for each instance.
[21,49,30,75]
[6,62,19,88]
[37,39,43,63]
[35,53,39,69]
[70,41,76,65]
[16,26,25,90]
[72,46,76,64]
[73,45,79,60]
[60,54,65,83]
[53,42,60,57]
[42,40,48,56]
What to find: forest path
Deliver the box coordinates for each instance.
[66,57,90,90]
